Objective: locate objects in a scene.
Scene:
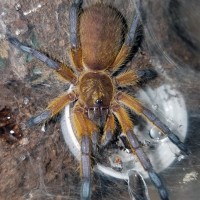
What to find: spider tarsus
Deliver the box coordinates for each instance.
[26,110,52,128]
[126,130,169,199]
[137,69,157,80]
[81,135,91,200]
[8,36,32,54]
[7,36,34,54]
[81,136,91,181]
[168,133,190,155]
[148,170,169,200]
[74,0,83,6]
[81,178,91,200]
[125,13,140,46]
[148,170,162,188]
[7,36,21,49]
[159,188,169,200]
[70,0,83,49]
[143,108,189,155]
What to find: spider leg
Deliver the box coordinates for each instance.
[101,113,116,147]
[69,0,84,72]
[91,131,99,155]
[116,92,189,154]
[72,103,98,200]
[81,135,92,200]
[137,69,157,81]
[70,0,83,49]
[26,91,77,128]
[114,70,139,87]
[114,69,157,88]
[111,104,169,200]
[109,12,140,72]
[7,36,77,84]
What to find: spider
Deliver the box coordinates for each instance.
[8,0,188,199]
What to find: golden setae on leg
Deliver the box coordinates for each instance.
[26,92,77,127]
[116,92,189,154]
[72,103,98,200]
[111,103,169,200]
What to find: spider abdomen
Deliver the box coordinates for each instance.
[80,4,125,71]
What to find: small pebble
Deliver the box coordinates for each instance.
[19,137,29,145]
[23,97,29,105]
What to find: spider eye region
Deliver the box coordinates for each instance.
[79,72,113,108]
[95,99,103,105]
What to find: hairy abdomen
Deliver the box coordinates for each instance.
[80,4,125,71]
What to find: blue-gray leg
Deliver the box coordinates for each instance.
[7,36,59,70]
[81,135,92,200]
[70,0,83,49]
[26,110,52,128]
[26,92,77,128]
[126,130,169,200]
[125,13,140,46]
[148,170,169,200]
[117,92,189,154]
[91,131,99,155]
[137,69,157,81]
[69,0,84,72]
[8,36,78,83]
[143,109,189,154]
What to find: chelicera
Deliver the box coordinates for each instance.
[8,0,188,199]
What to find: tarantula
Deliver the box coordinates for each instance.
[8,0,188,199]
